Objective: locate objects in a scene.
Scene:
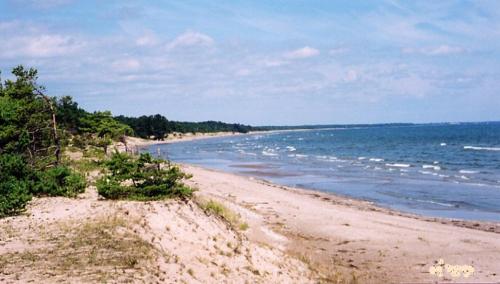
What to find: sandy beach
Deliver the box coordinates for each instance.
[182,163,500,283]
[124,132,247,148]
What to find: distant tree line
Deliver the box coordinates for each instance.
[115,115,256,140]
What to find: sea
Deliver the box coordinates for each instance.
[147,122,500,222]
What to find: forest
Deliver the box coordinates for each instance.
[115,115,256,140]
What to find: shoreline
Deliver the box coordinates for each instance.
[128,134,500,281]
[134,135,500,228]
[183,163,500,233]
[180,163,500,282]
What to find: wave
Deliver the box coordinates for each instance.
[286,146,296,152]
[419,170,438,176]
[464,146,500,151]
[459,170,478,174]
[415,199,454,208]
[423,165,441,171]
[262,150,278,156]
[386,163,411,168]
[456,175,470,180]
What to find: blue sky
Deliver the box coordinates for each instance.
[1,0,499,125]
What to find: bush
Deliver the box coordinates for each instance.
[31,166,86,197]
[97,152,193,201]
[0,154,32,217]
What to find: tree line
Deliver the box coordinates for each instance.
[114,115,256,140]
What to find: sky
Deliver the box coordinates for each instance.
[1,0,500,125]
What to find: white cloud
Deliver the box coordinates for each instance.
[344,69,358,82]
[284,46,319,59]
[403,45,465,56]
[111,58,141,72]
[0,34,83,58]
[9,0,73,9]
[425,45,464,55]
[135,32,158,47]
[166,31,214,50]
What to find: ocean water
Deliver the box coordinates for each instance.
[147,123,500,221]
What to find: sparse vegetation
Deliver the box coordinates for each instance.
[197,198,248,231]
[0,214,159,282]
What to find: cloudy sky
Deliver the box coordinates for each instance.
[1,0,499,125]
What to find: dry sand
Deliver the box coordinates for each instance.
[124,132,245,148]
[182,164,500,283]
[0,174,315,283]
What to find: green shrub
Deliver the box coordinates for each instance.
[31,166,86,197]
[96,152,193,201]
[0,154,32,217]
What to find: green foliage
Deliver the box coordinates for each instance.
[97,152,193,200]
[79,111,133,153]
[31,166,86,197]
[0,66,91,217]
[0,66,57,167]
[0,154,32,217]
[115,114,254,140]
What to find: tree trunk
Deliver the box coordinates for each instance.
[35,87,61,166]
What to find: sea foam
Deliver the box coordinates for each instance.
[464,146,500,151]
[386,163,411,168]
[423,165,441,171]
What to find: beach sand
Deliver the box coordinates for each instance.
[182,164,500,283]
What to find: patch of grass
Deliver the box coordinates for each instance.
[82,146,106,160]
[239,222,249,231]
[68,158,103,174]
[196,198,249,232]
[0,214,159,282]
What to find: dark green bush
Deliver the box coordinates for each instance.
[0,154,32,217]
[31,166,86,197]
[97,152,193,201]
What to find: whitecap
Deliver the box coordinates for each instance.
[286,146,296,152]
[358,157,367,160]
[464,146,500,151]
[440,143,447,146]
[369,158,384,162]
[423,165,441,171]
[386,163,411,168]
[295,154,308,158]
[459,170,478,174]
[262,150,278,156]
